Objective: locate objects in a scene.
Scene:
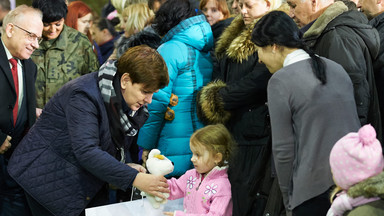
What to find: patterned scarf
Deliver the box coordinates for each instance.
[98,60,149,148]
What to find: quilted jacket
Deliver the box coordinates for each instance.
[137,15,213,177]
[7,71,139,216]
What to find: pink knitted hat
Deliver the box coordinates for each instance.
[330,124,384,190]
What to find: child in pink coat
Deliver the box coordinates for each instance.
[164,124,234,216]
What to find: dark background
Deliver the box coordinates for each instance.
[16,0,109,16]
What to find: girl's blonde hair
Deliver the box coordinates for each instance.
[190,124,235,167]
[122,3,154,37]
[329,186,343,203]
[111,0,148,14]
[268,0,283,12]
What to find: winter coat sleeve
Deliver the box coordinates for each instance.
[267,77,294,208]
[137,42,187,150]
[67,91,138,190]
[219,65,271,110]
[167,174,188,200]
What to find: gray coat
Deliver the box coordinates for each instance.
[268,57,360,210]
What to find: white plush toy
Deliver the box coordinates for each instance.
[141,149,174,209]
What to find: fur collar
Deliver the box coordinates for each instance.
[215,3,290,63]
[303,1,348,39]
[347,171,384,199]
[215,15,258,63]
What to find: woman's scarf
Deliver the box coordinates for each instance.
[98,60,149,161]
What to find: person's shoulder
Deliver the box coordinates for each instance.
[65,26,92,47]
[347,199,384,216]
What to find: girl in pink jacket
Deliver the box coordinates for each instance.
[164,124,234,216]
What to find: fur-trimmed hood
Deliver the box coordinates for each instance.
[303,1,348,39]
[304,1,379,59]
[196,80,231,125]
[347,171,384,199]
[215,3,290,63]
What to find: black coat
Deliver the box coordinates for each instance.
[369,12,384,140]
[0,38,37,194]
[198,15,279,216]
[303,2,382,140]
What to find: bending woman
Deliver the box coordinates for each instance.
[251,11,361,216]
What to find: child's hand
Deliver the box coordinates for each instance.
[163,212,174,216]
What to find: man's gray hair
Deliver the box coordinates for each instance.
[2,5,42,34]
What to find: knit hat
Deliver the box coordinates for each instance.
[329,124,384,190]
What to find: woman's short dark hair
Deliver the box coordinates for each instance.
[251,11,326,84]
[153,0,196,36]
[117,45,169,92]
[96,18,119,37]
[32,0,67,23]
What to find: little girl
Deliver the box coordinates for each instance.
[327,124,384,216]
[164,124,234,216]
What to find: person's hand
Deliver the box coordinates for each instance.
[0,136,12,154]
[142,149,150,167]
[36,108,43,119]
[126,163,147,173]
[133,173,169,199]
[163,212,174,216]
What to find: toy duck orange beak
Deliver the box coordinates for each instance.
[154,154,165,160]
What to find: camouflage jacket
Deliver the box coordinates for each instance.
[32,25,99,108]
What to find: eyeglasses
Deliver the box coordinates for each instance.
[13,24,43,43]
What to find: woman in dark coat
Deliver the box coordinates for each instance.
[197,1,288,215]
[7,45,170,216]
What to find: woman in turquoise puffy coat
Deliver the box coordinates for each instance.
[137,0,214,177]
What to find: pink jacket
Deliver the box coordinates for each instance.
[167,166,233,216]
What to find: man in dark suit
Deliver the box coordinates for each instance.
[0,5,43,216]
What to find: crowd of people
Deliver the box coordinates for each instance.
[0,0,384,215]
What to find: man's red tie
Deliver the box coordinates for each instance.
[9,58,18,126]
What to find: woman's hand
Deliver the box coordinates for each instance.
[126,163,146,173]
[0,136,12,154]
[36,108,43,119]
[133,173,169,199]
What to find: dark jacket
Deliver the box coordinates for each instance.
[97,34,121,65]
[303,1,382,140]
[198,14,276,216]
[211,17,235,46]
[0,40,37,158]
[206,14,271,146]
[345,171,384,215]
[369,12,384,140]
[8,72,139,216]
[0,39,37,195]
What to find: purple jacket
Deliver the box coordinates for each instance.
[167,166,232,215]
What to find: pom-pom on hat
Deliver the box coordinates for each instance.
[330,124,384,190]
